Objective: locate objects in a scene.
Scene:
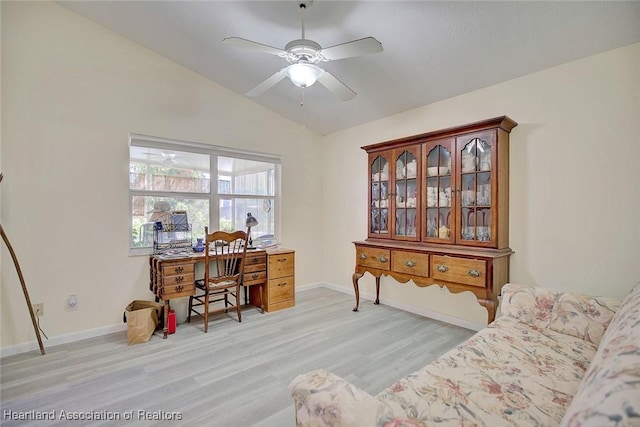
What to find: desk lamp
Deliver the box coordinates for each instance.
[245,212,259,249]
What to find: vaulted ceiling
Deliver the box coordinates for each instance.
[58,1,640,135]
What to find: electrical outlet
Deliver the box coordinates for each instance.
[68,294,78,311]
[33,303,44,317]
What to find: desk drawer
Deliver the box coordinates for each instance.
[244,263,267,273]
[162,263,194,276]
[161,283,195,298]
[431,255,486,287]
[392,251,429,277]
[245,253,266,266]
[244,252,266,286]
[243,270,267,286]
[268,277,294,304]
[163,273,194,286]
[269,253,294,279]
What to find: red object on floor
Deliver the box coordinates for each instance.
[168,310,176,334]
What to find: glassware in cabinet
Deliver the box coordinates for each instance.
[423,140,454,243]
[393,148,420,239]
[456,132,496,246]
[369,153,390,236]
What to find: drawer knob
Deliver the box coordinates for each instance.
[436,264,448,273]
[175,276,184,283]
[176,285,184,292]
[359,254,367,260]
[468,269,481,278]
[378,256,388,263]
[278,282,287,287]
[277,258,287,262]
[405,260,416,268]
[175,266,184,273]
[252,273,259,279]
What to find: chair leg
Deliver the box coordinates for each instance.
[236,285,242,322]
[204,291,209,333]
[187,296,192,323]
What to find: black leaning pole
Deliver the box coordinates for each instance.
[0,173,45,355]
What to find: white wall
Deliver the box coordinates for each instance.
[321,42,640,327]
[1,2,323,349]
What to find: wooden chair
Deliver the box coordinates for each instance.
[187,227,249,333]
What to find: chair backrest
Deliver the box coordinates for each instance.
[203,227,249,287]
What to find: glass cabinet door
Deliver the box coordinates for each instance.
[363,117,514,251]
[423,140,454,243]
[393,148,420,240]
[457,131,496,246]
[369,153,390,237]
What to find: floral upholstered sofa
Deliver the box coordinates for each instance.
[289,283,640,426]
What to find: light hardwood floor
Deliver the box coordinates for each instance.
[1,287,475,426]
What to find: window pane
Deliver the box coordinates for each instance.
[218,157,275,196]
[130,147,210,193]
[131,196,209,248]
[129,138,280,254]
[219,198,275,239]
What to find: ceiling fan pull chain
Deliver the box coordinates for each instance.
[300,88,305,107]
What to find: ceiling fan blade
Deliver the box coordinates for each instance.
[318,71,357,101]
[246,69,288,97]
[222,37,286,56]
[320,37,383,61]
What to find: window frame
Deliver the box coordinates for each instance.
[129,133,281,256]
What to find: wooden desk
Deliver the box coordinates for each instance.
[149,248,295,338]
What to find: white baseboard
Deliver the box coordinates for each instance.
[2,283,482,357]
[298,282,485,331]
[1,323,126,358]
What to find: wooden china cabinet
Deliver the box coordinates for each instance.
[353,116,517,322]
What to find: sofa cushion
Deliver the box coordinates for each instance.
[560,283,640,427]
[548,291,621,345]
[376,317,598,426]
[500,283,559,328]
[501,283,621,345]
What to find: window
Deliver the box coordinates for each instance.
[129,134,280,255]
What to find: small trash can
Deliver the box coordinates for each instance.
[168,309,176,335]
[123,300,163,345]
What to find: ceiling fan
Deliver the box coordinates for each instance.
[223,1,383,101]
[142,151,180,166]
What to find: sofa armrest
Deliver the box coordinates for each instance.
[289,369,390,427]
[500,283,621,344]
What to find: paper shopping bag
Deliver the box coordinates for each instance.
[124,300,163,345]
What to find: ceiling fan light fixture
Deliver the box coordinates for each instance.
[285,63,324,88]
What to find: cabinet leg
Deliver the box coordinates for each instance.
[478,298,497,324]
[374,276,381,305]
[352,272,363,311]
